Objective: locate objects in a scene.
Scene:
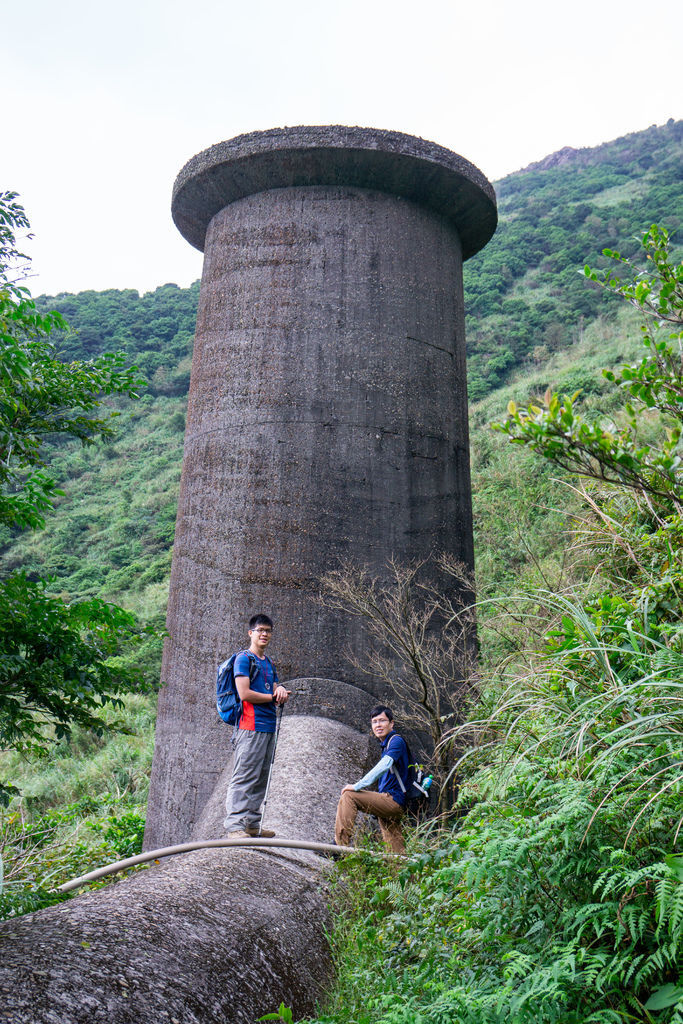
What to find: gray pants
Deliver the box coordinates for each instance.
[224,729,276,832]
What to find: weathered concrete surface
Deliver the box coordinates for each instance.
[193,708,376,843]
[147,126,497,848]
[172,125,497,259]
[0,686,376,1024]
[0,848,328,1024]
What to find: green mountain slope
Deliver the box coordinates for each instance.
[463,117,682,399]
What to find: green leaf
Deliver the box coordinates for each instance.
[258,1005,294,1023]
[665,854,683,882]
[645,984,683,1011]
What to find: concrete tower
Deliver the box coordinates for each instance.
[145,126,496,848]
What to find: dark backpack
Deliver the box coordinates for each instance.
[216,651,257,724]
[391,756,433,814]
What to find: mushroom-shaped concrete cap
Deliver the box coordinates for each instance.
[172,125,497,261]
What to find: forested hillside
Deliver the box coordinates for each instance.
[1,284,200,638]
[1,119,682,988]
[464,118,682,398]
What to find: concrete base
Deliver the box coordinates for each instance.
[0,681,378,1023]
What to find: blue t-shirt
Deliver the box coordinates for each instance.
[234,651,278,733]
[377,731,410,806]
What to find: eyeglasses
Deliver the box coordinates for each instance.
[251,628,272,636]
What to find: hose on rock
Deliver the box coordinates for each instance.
[57,837,397,893]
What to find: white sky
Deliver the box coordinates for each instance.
[3,0,680,298]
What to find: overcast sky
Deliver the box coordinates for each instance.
[3,0,680,298]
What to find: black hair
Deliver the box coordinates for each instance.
[249,613,273,630]
[370,705,394,722]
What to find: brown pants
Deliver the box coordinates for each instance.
[335,789,405,854]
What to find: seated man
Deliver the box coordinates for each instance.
[335,705,408,854]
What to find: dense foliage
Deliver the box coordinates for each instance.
[0,687,155,915]
[498,226,683,510]
[0,192,159,808]
[0,794,146,918]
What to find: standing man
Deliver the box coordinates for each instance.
[224,614,291,837]
[335,705,408,854]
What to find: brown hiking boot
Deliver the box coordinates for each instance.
[244,827,275,838]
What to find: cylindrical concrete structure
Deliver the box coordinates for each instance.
[146,126,496,848]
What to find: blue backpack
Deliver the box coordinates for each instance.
[216,651,257,724]
[391,752,433,810]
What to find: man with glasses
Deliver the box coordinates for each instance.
[335,705,408,853]
[224,614,291,837]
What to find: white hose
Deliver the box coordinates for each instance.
[57,837,397,893]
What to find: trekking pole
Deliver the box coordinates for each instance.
[258,701,284,837]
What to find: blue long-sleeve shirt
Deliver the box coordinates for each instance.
[353,754,394,791]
